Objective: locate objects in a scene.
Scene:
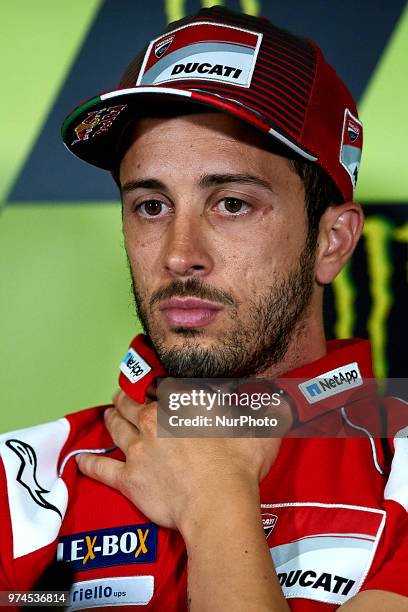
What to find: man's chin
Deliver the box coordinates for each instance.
[149,319,223,343]
[147,327,231,373]
[169,326,203,337]
[153,325,219,348]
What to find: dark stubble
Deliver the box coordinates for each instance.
[129,237,316,377]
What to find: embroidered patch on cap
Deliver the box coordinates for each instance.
[340,108,363,189]
[137,22,263,88]
[154,35,175,58]
[71,105,127,146]
[120,347,152,383]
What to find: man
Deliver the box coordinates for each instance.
[0,6,407,611]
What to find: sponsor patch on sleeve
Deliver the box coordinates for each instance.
[137,21,262,88]
[57,523,158,571]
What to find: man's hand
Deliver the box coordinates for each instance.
[76,389,292,611]
[76,388,288,535]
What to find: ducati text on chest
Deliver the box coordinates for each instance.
[278,570,355,596]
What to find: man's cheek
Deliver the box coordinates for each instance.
[129,255,157,290]
[233,263,270,293]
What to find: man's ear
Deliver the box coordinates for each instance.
[315,202,364,285]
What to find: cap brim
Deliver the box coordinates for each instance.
[62,86,317,171]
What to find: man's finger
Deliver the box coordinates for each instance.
[112,388,123,405]
[76,453,124,489]
[114,391,148,426]
[104,408,140,451]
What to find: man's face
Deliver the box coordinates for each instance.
[120,112,317,377]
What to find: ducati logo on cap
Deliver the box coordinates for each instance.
[155,35,175,58]
[340,108,363,190]
[137,22,262,89]
[348,124,360,143]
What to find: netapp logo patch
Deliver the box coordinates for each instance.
[120,348,151,383]
[298,363,362,404]
[57,524,157,571]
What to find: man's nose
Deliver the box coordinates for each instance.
[163,215,214,279]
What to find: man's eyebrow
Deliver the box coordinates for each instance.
[121,174,275,196]
[121,178,166,195]
[198,173,275,193]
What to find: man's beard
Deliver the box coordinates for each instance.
[129,237,316,377]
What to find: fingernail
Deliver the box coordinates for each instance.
[104,407,113,420]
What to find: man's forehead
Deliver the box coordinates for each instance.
[126,111,262,143]
[118,110,297,173]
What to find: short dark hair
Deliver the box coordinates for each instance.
[290,158,344,246]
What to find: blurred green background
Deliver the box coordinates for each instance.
[1,0,407,431]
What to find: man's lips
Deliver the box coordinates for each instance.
[159,297,223,328]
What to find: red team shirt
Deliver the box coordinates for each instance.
[0,336,407,610]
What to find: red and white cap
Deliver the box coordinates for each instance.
[61,6,363,201]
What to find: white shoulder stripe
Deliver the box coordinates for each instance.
[384,425,408,511]
[59,445,116,477]
[0,418,70,558]
[340,407,384,475]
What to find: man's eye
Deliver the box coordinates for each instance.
[137,200,169,217]
[218,197,250,215]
